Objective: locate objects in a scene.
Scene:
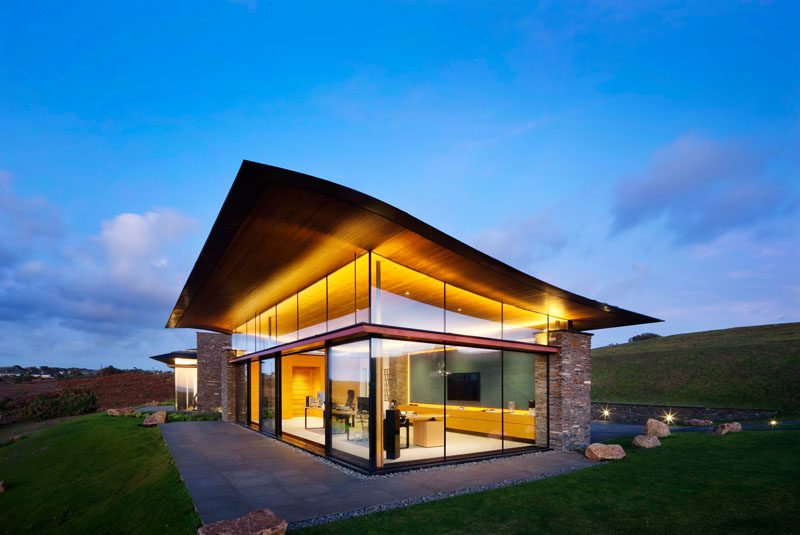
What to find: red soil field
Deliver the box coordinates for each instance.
[0,372,174,425]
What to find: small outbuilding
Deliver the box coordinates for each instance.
[150,350,198,411]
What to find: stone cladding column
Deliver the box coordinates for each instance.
[537,330,593,451]
[196,332,231,413]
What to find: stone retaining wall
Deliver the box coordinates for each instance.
[591,402,777,424]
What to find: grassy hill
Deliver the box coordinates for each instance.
[591,322,800,413]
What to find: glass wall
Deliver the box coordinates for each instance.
[502,303,548,343]
[235,362,248,424]
[373,339,446,466]
[280,350,325,447]
[329,340,371,467]
[249,360,260,428]
[232,254,370,353]
[233,252,569,355]
[174,366,197,411]
[502,351,537,447]
[445,285,502,339]
[260,358,277,435]
[371,254,444,331]
[233,335,545,471]
[444,346,503,458]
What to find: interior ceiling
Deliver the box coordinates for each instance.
[166,161,661,333]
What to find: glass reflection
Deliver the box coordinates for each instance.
[260,358,277,434]
[373,339,445,466]
[502,351,537,447]
[371,255,444,332]
[329,340,371,467]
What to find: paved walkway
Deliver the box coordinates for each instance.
[161,422,596,527]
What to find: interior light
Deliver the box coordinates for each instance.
[404,291,410,295]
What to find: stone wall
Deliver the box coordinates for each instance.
[221,358,237,422]
[591,402,777,424]
[196,332,231,412]
[539,331,593,451]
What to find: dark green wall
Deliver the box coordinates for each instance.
[409,349,535,408]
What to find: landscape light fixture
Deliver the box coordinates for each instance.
[602,408,611,419]
[770,420,778,427]
[664,412,675,424]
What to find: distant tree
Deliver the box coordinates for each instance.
[628,333,662,343]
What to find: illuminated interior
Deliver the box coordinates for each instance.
[232,253,565,354]
[174,366,197,411]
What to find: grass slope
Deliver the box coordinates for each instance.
[0,413,201,535]
[296,430,800,534]
[591,322,800,412]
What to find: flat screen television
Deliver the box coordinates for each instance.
[447,372,480,402]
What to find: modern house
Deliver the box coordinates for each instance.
[150,349,198,410]
[166,161,659,473]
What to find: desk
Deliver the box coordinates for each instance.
[304,406,324,429]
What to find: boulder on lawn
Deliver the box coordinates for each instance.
[197,508,287,535]
[633,434,661,448]
[644,418,671,438]
[585,443,626,461]
[107,407,135,417]
[710,422,742,435]
[141,410,168,427]
[10,435,21,443]
[0,481,5,493]
[687,419,713,426]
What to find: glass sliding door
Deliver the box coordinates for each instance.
[502,351,537,448]
[249,360,260,428]
[328,340,371,468]
[373,339,445,467]
[260,358,277,435]
[444,346,503,458]
[280,350,326,447]
[235,362,248,424]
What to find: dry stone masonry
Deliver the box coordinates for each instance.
[197,332,231,412]
[537,330,592,451]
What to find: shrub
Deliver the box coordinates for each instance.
[20,387,99,422]
[167,411,222,422]
[628,332,662,343]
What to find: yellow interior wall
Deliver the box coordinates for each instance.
[280,353,325,420]
[249,360,260,423]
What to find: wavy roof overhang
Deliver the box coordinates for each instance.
[166,161,661,333]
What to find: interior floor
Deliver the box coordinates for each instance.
[280,416,536,463]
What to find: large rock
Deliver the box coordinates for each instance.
[0,481,5,493]
[585,443,626,461]
[10,435,21,443]
[141,411,168,427]
[197,509,287,535]
[710,422,743,435]
[107,407,136,417]
[633,434,661,449]
[644,418,671,437]
[686,419,713,426]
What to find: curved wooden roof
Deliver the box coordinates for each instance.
[166,161,660,333]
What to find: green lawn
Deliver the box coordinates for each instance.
[0,413,201,535]
[592,322,800,413]
[296,430,800,534]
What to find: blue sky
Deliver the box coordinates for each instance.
[1,1,798,369]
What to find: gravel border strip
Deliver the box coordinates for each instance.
[286,462,596,530]
[242,422,562,481]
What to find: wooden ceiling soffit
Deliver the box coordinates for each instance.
[166,161,661,332]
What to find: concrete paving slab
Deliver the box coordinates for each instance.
[160,421,596,527]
